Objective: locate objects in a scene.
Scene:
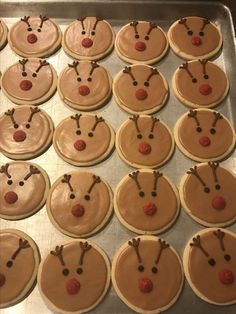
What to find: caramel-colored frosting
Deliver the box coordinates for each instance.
[48,172,111,236]
[59,61,111,108]
[54,115,112,163]
[9,17,60,56]
[116,21,167,62]
[169,17,221,57]
[114,237,182,311]
[117,116,173,167]
[0,231,36,305]
[188,229,236,303]
[177,110,234,159]
[0,162,47,217]
[174,60,228,106]
[114,65,168,113]
[2,58,53,101]
[40,241,108,311]
[183,163,236,224]
[0,106,52,156]
[64,17,113,57]
[116,171,178,232]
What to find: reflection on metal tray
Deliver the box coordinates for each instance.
[0,1,236,313]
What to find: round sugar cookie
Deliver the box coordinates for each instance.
[0,19,8,50]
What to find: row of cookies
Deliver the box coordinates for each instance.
[0,16,222,62]
[1,228,236,313]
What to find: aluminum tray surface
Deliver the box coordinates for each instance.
[0,1,236,313]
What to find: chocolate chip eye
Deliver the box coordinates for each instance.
[138,265,144,272]
[27,27,32,31]
[137,133,142,139]
[192,78,197,83]
[133,81,138,86]
[37,28,41,32]
[139,191,145,197]
[144,81,149,87]
[88,132,93,137]
[210,128,216,134]
[6,260,13,267]
[199,31,204,36]
[208,258,216,266]
[135,34,139,39]
[76,130,81,135]
[26,123,30,129]
[87,77,92,82]
[204,187,210,193]
[196,127,202,133]
[91,31,95,35]
[77,267,83,274]
[187,30,193,36]
[7,180,13,185]
[215,184,221,190]
[149,134,154,139]
[152,266,158,273]
[77,77,81,82]
[151,191,157,197]
[14,124,19,129]
[204,74,209,79]
[22,71,27,77]
[19,181,24,186]
[82,30,86,35]
[224,254,231,261]
[32,73,37,78]
[84,194,90,201]
[70,193,75,199]
[144,35,149,40]
[62,268,69,276]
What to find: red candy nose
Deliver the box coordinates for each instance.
[79,85,90,96]
[219,269,234,285]
[74,139,86,151]
[4,191,18,204]
[71,204,85,217]
[143,202,157,216]
[27,33,38,44]
[138,142,152,155]
[66,278,80,295]
[135,89,148,100]
[138,278,153,293]
[199,136,211,147]
[82,37,93,48]
[135,41,146,51]
[13,130,27,142]
[20,80,32,91]
[0,273,6,287]
[192,36,202,46]
[212,196,226,210]
[199,84,212,95]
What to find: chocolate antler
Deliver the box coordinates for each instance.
[123,66,137,84]
[178,18,190,30]
[5,109,18,128]
[130,21,139,38]
[129,171,141,190]
[200,18,210,31]
[150,116,159,133]
[24,165,40,180]
[208,162,219,183]
[21,16,31,27]
[68,61,79,76]
[71,114,82,129]
[91,115,104,131]
[187,166,207,188]
[77,17,86,30]
[39,15,49,28]
[79,242,92,265]
[213,229,225,251]
[128,238,142,263]
[11,239,30,260]
[0,164,11,178]
[155,239,169,264]
[153,171,162,191]
[179,63,197,82]
[35,60,49,73]
[89,61,99,76]
[188,110,200,126]
[147,22,157,35]
[19,59,28,73]
[199,59,208,78]
[87,175,101,194]
[61,174,74,192]
[92,17,101,30]
[27,107,40,122]
[145,68,159,84]
[129,115,140,133]
[212,112,223,127]
[190,235,209,257]
[50,245,65,266]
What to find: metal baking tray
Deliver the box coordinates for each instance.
[0,1,236,313]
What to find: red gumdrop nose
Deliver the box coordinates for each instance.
[135,89,148,100]
[212,196,226,210]
[138,278,153,293]
[138,142,152,155]
[199,84,212,95]
[13,130,27,142]
[27,33,38,44]
[143,202,157,216]
[4,191,18,204]
[135,41,146,51]
[74,139,86,151]
[199,136,211,147]
[20,80,32,91]
[219,269,234,285]
[71,204,85,217]
[79,85,90,96]
[66,278,80,295]
[0,273,6,287]
[82,37,93,48]
[192,36,202,46]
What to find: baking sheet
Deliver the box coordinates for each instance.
[0,1,236,313]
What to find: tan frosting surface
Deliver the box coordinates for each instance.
[183,164,236,224]
[0,232,35,304]
[115,239,182,310]
[116,172,178,231]
[170,17,221,57]
[114,65,167,112]
[118,117,173,167]
[175,61,227,106]
[49,172,111,235]
[178,110,234,159]
[64,18,113,57]
[188,230,236,303]
[116,22,167,61]
[2,59,53,101]
[54,115,111,163]
[9,17,59,55]
[0,162,46,216]
[59,62,110,107]
[0,107,51,155]
[40,242,108,311]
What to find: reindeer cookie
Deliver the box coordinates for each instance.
[183,228,236,305]
[1,58,57,105]
[113,64,168,114]
[168,17,222,60]
[0,106,54,159]
[38,240,110,313]
[47,171,113,237]
[116,115,174,168]
[58,61,112,111]
[114,169,180,234]
[180,162,236,227]
[53,114,114,166]
[172,60,229,108]
[0,161,50,220]
[8,15,62,58]
[0,229,40,308]
[115,21,168,64]
[0,19,8,50]
[174,109,235,162]
[62,17,114,60]
[112,236,183,313]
